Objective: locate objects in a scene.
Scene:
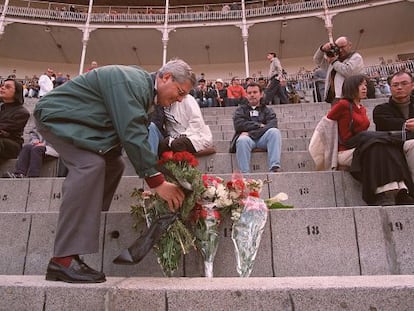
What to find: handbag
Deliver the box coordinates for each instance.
[229,133,239,153]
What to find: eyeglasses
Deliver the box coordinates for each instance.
[391,81,412,88]
[175,83,186,97]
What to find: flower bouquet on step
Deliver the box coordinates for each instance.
[126,151,205,276]
[227,175,289,277]
[192,175,233,277]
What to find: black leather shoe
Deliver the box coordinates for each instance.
[270,166,282,173]
[45,255,106,283]
[374,192,395,206]
[395,189,414,205]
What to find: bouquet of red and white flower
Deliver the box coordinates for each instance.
[192,175,233,277]
[118,152,291,278]
[126,151,205,276]
[227,174,289,277]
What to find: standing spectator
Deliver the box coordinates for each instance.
[0,79,30,162]
[34,59,196,283]
[230,82,282,173]
[373,71,414,182]
[313,36,364,104]
[264,52,288,105]
[38,68,54,97]
[227,77,247,106]
[313,67,326,102]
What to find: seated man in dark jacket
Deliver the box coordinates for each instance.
[230,82,282,173]
[0,79,30,162]
[373,70,414,181]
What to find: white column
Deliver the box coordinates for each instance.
[0,0,10,39]
[241,0,250,78]
[162,0,170,65]
[79,0,94,75]
[322,0,334,43]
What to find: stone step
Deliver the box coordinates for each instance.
[0,171,366,213]
[1,206,413,278]
[0,150,317,178]
[1,275,413,310]
[214,137,310,153]
[124,151,316,175]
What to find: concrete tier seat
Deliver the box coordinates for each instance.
[1,205,413,278]
[0,171,366,213]
[0,275,414,311]
[1,275,413,310]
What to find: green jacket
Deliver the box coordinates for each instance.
[34,65,158,178]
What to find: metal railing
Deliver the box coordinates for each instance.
[2,0,370,24]
[365,60,414,77]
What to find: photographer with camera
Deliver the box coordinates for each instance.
[313,36,364,104]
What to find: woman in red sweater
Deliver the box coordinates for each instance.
[327,75,370,166]
[328,74,414,205]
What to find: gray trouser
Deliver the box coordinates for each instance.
[37,125,125,257]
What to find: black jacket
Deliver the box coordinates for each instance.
[229,102,278,152]
[0,80,30,145]
[373,96,414,139]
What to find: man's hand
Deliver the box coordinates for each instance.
[154,181,185,212]
[321,42,332,52]
[326,55,338,64]
[405,118,414,132]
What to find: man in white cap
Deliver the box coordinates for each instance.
[215,78,228,107]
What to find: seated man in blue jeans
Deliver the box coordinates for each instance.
[230,82,282,173]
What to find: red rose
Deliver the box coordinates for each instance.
[249,191,260,198]
[162,151,174,161]
[200,207,208,219]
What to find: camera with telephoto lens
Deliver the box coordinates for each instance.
[325,44,340,57]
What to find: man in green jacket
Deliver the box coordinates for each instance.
[34,59,196,283]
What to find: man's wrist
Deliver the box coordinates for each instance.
[145,173,165,188]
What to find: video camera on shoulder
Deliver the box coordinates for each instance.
[325,44,340,58]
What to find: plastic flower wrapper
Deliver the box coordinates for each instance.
[192,175,232,277]
[227,173,271,277]
[231,195,268,277]
[122,151,205,277]
[193,201,221,277]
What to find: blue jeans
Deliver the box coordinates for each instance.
[15,144,46,177]
[235,128,282,173]
[196,98,213,108]
[148,122,164,155]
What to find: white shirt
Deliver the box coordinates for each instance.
[164,95,213,152]
[38,74,54,97]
